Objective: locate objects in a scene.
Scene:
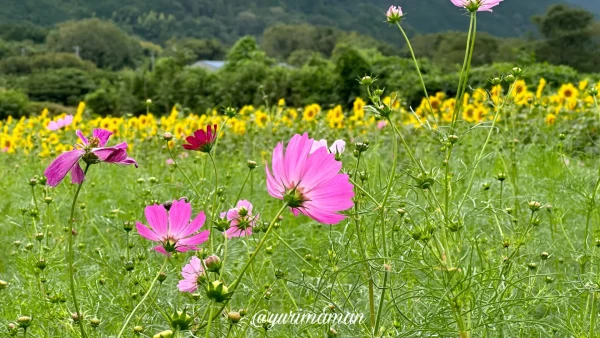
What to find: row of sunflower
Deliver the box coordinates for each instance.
[0,78,598,157]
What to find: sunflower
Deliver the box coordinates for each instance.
[462,105,477,123]
[255,111,269,128]
[536,78,547,99]
[303,104,320,122]
[545,113,556,126]
[558,84,579,101]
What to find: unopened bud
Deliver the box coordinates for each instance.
[247,160,257,170]
[163,132,173,141]
[90,318,100,328]
[204,255,222,273]
[228,312,241,324]
[359,75,374,86]
[528,201,541,212]
[17,316,32,328]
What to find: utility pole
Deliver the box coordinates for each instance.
[74,46,80,58]
[20,47,25,56]
[150,51,155,71]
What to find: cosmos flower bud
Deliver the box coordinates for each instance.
[505,74,515,83]
[511,67,523,78]
[247,160,257,170]
[274,269,286,279]
[90,318,101,328]
[540,252,549,260]
[36,259,47,271]
[490,77,502,85]
[204,255,222,273]
[35,232,44,241]
[44,196,53,204]
[124,261,135,272]
[495,173,506,182]
[163,132,173,141]
[158,272,167,283]
[0,280,7,289]
[215,217,231,232]
[29,177,38,186]
[17,316,32,329]
[359,75,374,86]
[205,280,231,303]
[228,312,242,324]
[133,326,144,335]
[153,330,173,338]
[386,5,404,24]
[71,313,81,323]
[355,142,370,153]
[223,106,238,118]
[170,310,193,331]
[528,201,541,212]
[146,99,152,105]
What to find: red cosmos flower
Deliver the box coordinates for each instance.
[183,125,218,153]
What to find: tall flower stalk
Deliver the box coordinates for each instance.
[66,164,90,338]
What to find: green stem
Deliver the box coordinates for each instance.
[205,302,214,338]
[388,118,426,175]
[208,152,219,253]
[234,169,252,204]
[166,141,202,198]
[230,203,288,290]
[451,12,477,130]
[455,82,517,217]
[396,23,435,118]
[67,164,90,338]
[117,256,169,338]
[374,116,399,333]
[197,204,288,330]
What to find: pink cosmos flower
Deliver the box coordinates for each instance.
[310,139,346,155]
[183,125,218,153]
[136,199,210,255]
[47,115,74,131]
[377,120,388,129]
[265,133,354,224]
[177,256,206,293]
[220,200,260,238]
[44,129,137,187]
[450,0,503,12]
[166,159,175,165]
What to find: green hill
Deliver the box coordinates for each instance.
[0,0,567,44]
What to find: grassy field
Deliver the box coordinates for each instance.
[1,90,600,337]
[2,3,600,336]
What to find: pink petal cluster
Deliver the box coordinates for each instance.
[266,133,354,224]
[183,125,218,153]
[47,115,73,131]
[450,0,503,12]
[44,129,137,187]
[136,200,210,255]
[178,256,205,293]
[386,6,404,22]
[220,200,260,238]
[310,139,346,155]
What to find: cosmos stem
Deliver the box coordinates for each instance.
[117,256,169,338]
[67,163,90,338]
